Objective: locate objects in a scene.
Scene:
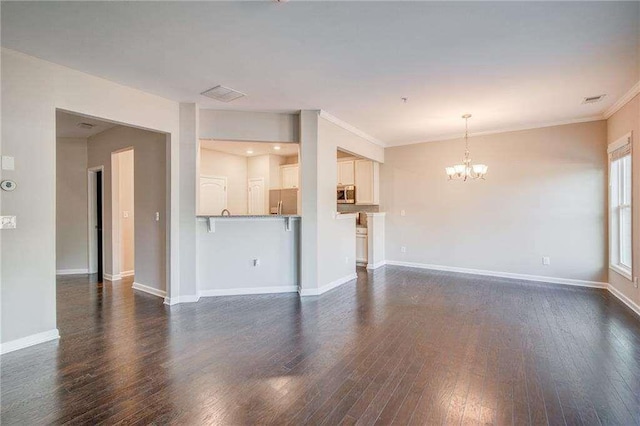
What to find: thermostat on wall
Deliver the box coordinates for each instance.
[0,180,16,191]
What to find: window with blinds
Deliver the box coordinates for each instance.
[609,133,632,279]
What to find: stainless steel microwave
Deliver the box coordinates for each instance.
[337,185,356,204]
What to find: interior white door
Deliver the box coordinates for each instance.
[248,177,266,215]
[199,176,227,215]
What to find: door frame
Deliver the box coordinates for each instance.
[87,166,105,276]
[248,177,265,215]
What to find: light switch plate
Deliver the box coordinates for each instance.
[542,256,551,265]
[1,156,14,171]
[0,216,16,229]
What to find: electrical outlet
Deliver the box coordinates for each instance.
[253,258,260,267]
[155,212,160,221]
[0,216,16,229]
[401,246,407,253]
[400,210,406,216]
[634,277,639,289]
[542,256,550,266]
[345,257,349,264]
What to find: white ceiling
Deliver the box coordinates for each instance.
[4,2,639,146]
[200,140,299,158]
[56,110,117,138]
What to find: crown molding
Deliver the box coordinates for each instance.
[390,115,605,147]
[603,81,640,119]
[319,110,386,147]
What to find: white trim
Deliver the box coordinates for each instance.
[607,132,632,154]
[610,265,632,281]
[299,273,358,296]
[199,286,298,297]
[319,110,386,147]
[56,269,89,275]
[604,81,640,119]
[384,260,608,289]
[390,115,604,148]
[366,260,387,270]
[608,284,640,317]
[365,212,387,217]
[132,282,166,298]
[0,329,60,355]
[104,273,121,281]
[164,294,200,305]
[120,270,135,278]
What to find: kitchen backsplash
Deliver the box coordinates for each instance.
[337,204,380,213]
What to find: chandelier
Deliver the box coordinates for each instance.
[445,114,488,181]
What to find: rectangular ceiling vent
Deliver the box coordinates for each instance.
[582,94,606,104]
[201,85,246,103]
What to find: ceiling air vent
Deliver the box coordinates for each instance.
[201,85,246,103]
[582,94,606,104]
[77,122,95,129]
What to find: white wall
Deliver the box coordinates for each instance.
[200,148,248,215]
[1,49,181,346]
[200,110,299,143]
[88,127,167,292]
[269,154,285,189]
[381,120,608,283]
[56,137,88,273]
[197,218,300,294]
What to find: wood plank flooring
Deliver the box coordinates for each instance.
[2,266,640,425]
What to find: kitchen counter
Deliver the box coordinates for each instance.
[197,215,300,219]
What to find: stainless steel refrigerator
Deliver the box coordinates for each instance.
[269,189,298,215]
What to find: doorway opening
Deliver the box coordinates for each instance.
[111,149,135,280]
[55,109,168,303]
[88,167,105,281]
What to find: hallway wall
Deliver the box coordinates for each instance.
[56,137,88,273]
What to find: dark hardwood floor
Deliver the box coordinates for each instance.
[2,266,640,425]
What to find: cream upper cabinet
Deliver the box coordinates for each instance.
[280,164,299,189]
[355,159,380,205]
[337,160,355,186]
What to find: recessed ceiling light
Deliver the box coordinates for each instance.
[274,146,281,150]
[246,150,254,154]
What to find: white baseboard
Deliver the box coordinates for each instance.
[300,273,358,296]
[104,273,121,281]
[120,270,135,278]
[132,281,166,298]
[366,260,386,270]
[164,294,200,305]
[384,260,608,289]
[608,284,640,317]
[199,286,298,297]
[56,269,89,275]
[0,329,60,355]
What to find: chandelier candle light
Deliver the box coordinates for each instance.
[445,114,488,181]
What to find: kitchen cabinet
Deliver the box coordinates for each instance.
[355,159,380,205]
[356,227,368,264]
[337,160,355,186]
[280,164,299,189]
